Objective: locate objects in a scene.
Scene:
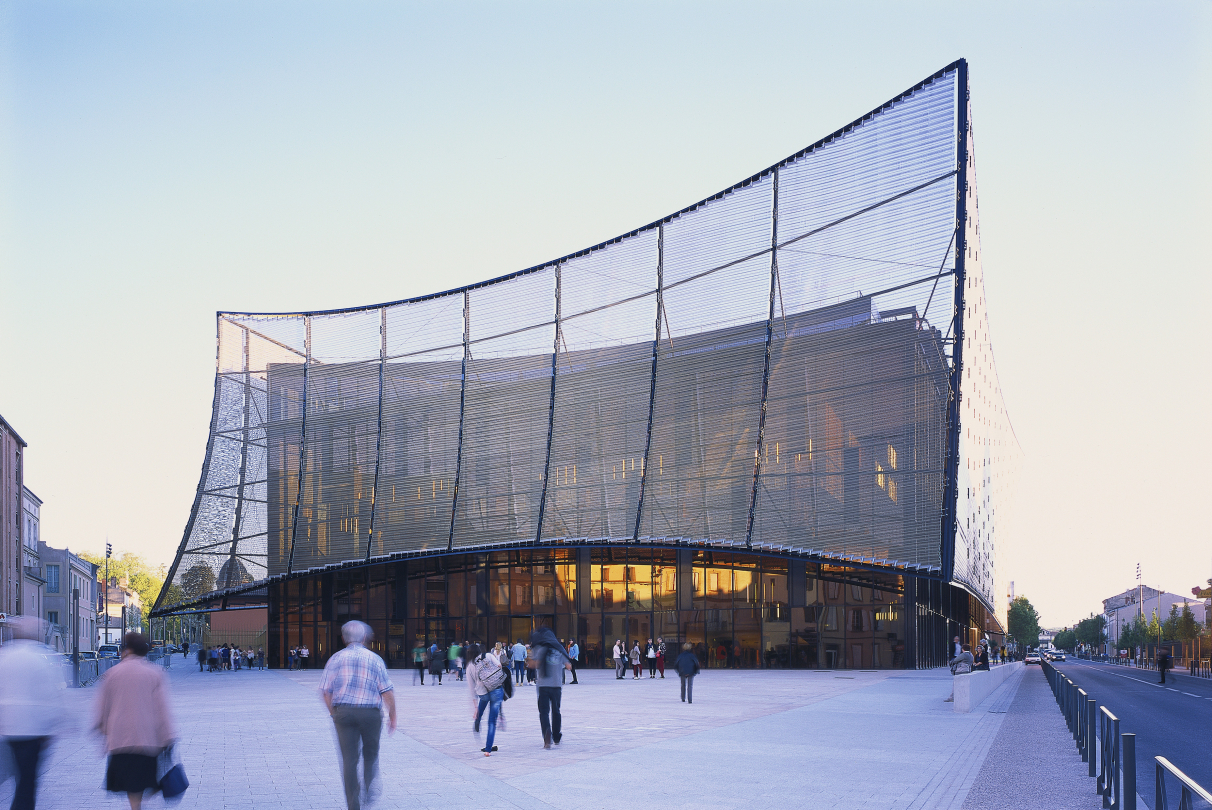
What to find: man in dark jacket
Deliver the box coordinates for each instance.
[674,643,700,704]
[1157,649,1173,684]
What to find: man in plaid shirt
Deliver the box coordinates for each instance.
[320,621,397,810]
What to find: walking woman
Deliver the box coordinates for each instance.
[613,640,626,680]
[468,644,507,756]
[645,639,658,678]
[655,638,666,678]
[94,633,178,810]
[630,641,642,679]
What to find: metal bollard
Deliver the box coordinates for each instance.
[1100,706,1120,809]
[1086,697,1096,772]
[1122,733,1135,810]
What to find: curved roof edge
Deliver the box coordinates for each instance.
[218,59,964,319]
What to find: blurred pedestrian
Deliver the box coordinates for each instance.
[94,633,178,810]
[196,645,206,673]
[412,641,426,685]
[1157,648,1173,684]
[566,639,579,685]
[319,621,396,810]
[674,643,700,703]
[429,644,444,685]
[468,643,508,756]
[528,628,573,749]
[0,617,65,810]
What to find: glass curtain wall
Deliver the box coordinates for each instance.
[268,548,917,671]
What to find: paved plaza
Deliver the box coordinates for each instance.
[2,660,1106,810]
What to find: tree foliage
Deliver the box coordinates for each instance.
[1052,629,1076,650]
[1075,614,1107,647]
[1007,596,1042,647]
[79,550,167,632]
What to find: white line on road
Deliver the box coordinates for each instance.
[1184,693,1200,697]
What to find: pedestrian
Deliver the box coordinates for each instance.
[945,644,974,703]
[952,635,963,660]
[0,617,65,810]
[674,642,700,703]
[567,639,580,685]
[412,641,426,685]
[656,638,666,678]
[527,628,573,749]
[1157,648,1173,685]
[257,647,266,671]
[449,641,462,681]
[429,644,444,685]
[93,632,178,810]
[299,645,310,670]
[645,639,658,678]
[630,641,642,679]
[510,639,528,685]
[468,644,507,756]
[196,645,206,673]
[319,621,396,810]
[613,640,626,679]
[232,648,241,672]
[974,641,990,671]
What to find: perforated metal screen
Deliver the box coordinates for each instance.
[157,60,1018,623]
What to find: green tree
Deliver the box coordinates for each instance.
[1053,629,1077,650]
[80,550,167,633]
[1163,604,1180,642]
[1178,604,1200,642]
[1007,596,1042,648]
[1075,614,1107,648]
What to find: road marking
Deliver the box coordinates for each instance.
[1062,660,1212,694]
[1167,688,1179,692]
[1184,692,1200,697]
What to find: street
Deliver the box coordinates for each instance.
[1054,659,1212,809]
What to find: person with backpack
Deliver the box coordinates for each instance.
[527,628,573,749]
[468,644,507,757]
[674,643,701,703]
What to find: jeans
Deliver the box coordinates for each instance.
[6,737,48,810]
[680,674,695,703]
[537,686,562,743]
[331,706,382,810]
[647,658,657,677]
[475,687,504,751]
[568,661,578,683]
[513,661,526,683]
[615,658,626,679]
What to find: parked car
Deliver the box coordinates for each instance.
[98,644,120,659]
[1025,652,1041,665]
[78,650,99,661]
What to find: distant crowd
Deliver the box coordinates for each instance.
[193,643,265,672]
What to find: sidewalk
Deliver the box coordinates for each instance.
[1,660,1085,810]
[961,666,1101,810]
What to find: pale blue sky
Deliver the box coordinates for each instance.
[2,1,1209,627]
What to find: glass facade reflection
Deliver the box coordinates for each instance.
[267,547,999,670]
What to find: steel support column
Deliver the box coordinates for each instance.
[632,225,664,543]
[223,327,252,586]
[365,306,387,561]
[534,264,562,544]
[746,167,779,548]
[447,291,470,551]
[941,60,969,583]
[287,315,312,573]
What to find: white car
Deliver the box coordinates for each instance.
[1025,652,1042,665]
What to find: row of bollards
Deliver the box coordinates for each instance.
[1042,659,1135,810]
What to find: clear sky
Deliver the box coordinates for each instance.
[2,2,1208,629]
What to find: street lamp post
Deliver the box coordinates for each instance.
[104,543,111,647]
[72,587,80,688]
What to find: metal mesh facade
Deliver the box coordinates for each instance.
[157,60,1019,627]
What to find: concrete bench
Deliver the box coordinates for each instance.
[953,661,1023,712]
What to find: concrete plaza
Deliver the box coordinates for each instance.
[2,659,1103,810]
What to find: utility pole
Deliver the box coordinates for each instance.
[104,542,111,647]
[72,587,80,688]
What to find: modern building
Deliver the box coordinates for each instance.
[0,414,29,636]
[40,542,99,654]
[153,60,1021,670]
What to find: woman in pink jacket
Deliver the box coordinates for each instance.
[94,632,177,810]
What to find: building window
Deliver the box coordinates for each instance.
[46,565,60,593]
[47,610,59,625]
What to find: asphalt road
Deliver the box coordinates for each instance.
[1052,659,1212,809]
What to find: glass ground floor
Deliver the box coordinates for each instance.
[267,547,1001,671]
